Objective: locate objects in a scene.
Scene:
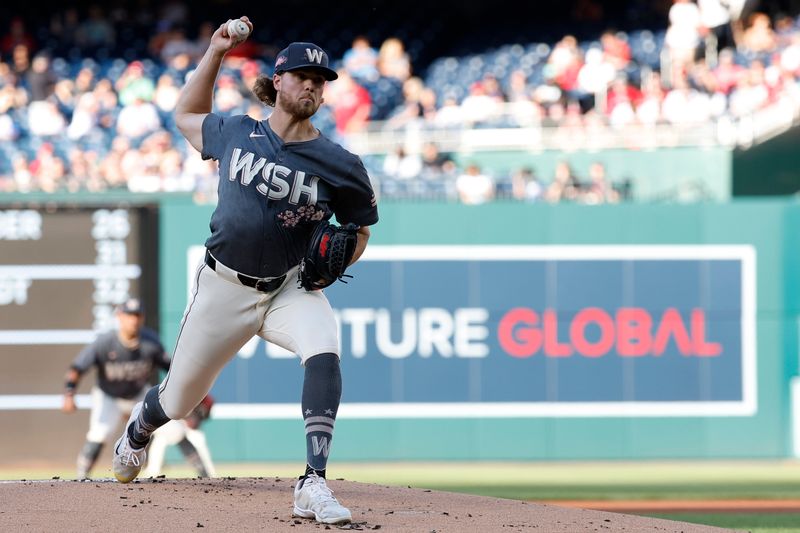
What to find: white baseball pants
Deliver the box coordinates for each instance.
[86,386,147,443]
[158,255,339,419]
[143,420,216,478]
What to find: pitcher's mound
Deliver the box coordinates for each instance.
[0,477,737,532]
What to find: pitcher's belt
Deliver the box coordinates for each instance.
[205,250,286,293]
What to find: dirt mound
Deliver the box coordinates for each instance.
[0,477,736,532]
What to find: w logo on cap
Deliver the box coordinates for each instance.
[305,48,324,64]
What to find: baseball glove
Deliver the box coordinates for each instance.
[298,221,360,291]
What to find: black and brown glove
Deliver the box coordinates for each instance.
[298,221,359,291]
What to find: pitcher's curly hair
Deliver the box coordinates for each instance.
[252,74,277,107]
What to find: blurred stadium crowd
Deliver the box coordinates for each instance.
[1,0,800,203]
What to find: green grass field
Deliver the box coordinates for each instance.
[5,460,800,532]
[646,513,800,533]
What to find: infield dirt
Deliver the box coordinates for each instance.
[0,477,741,532]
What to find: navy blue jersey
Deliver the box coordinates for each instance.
[71,327,170,400]
[201,114,379,278]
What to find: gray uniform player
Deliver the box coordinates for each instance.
[64,299,212,479]
[62,298,170,479]
[111,17,378,526]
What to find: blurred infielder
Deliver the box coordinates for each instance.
[110,16,378,526]
[144,395,216,478]
[61,299,160,478]
[63,298,216,479]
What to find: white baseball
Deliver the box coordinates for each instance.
[227,19,250,41]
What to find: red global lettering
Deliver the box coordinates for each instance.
[497,307,722,358]
[571,308,615,357]
[652,308,692,355]
[544,309,571,357]
[498,308,541,358]
[616,308,652,356]
[691,309,722,356]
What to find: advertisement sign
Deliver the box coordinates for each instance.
[189,245,756,418]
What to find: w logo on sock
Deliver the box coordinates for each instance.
[312,436,330,457]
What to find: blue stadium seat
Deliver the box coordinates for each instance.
[629,29,664,70]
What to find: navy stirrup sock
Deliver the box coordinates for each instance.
[301,353,341,477]
[128,386,171,448]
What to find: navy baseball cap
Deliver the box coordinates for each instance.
[274,42,338,81]
[117,298,144,315]
[258,42,337,107]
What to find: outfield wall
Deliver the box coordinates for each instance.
[1,198,796,464]
[158,198,800,462]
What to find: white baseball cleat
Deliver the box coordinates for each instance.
[112,402,147,483]
[292,472,352,524]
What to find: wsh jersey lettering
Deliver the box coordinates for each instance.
[229,148,320,205]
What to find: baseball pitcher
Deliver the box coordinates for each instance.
[109,16,378,526]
